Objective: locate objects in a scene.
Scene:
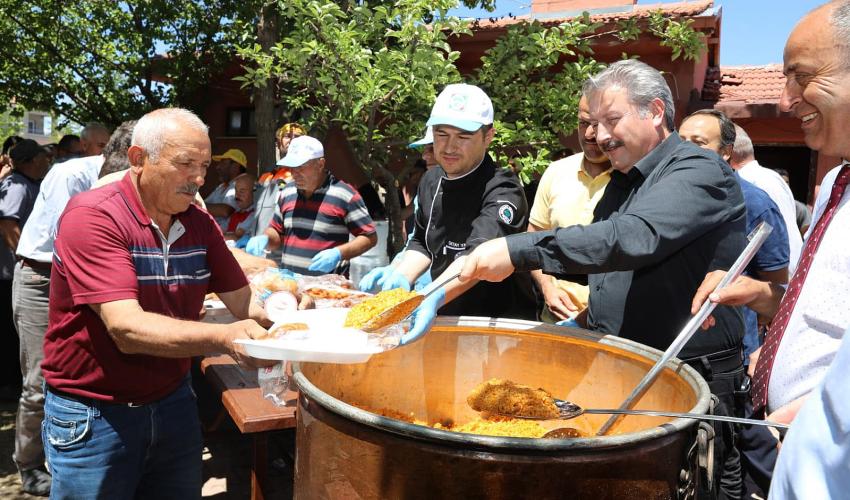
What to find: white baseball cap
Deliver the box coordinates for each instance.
[277,135,324,167]
[409,126,433,148]
[426,84,494,132]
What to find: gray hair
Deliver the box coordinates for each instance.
[131,108,209,162]
[80,122,111,141]
[830,0,850,67]
[99,120,136,178]
[582,59,676,131]
[731,124,755,163]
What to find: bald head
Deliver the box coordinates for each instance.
[781,0,850,157]
[131,108,209,163]
[80,122,111,156]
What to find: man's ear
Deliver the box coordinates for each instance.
[127,145,145,174]
[720,145,734,163]
[482,126,496,148]
[650,98,666,129]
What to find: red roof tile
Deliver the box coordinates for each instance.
[469,0,714,31]
[704,64,786,104]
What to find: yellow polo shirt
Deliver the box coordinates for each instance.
[529,153,611,317]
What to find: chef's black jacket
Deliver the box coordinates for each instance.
[507,135,747,359]
[407,154,539,320]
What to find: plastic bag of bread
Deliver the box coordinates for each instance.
[250,268,314,321]
[297,274,371,308]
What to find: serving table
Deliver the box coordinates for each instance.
[200,354,297,500]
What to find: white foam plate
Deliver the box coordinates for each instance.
[234,308,386,364]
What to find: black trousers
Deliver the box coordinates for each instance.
[739,395,779,497]
[684,348,746,500]
[0,279,22,393]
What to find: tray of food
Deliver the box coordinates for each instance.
[235,289,418,364]
[234,308,394,363]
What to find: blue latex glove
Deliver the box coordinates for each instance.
[308,247,342,273]
[245,235,269,256]
[235,234,251,249]
[400,288,445,345]
[556,317,581,328]
[412,271,432,292]
[379,271,412,292]
[359,265,393,293]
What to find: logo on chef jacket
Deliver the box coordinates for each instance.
[444,240,466,255]
[498,204,515,224]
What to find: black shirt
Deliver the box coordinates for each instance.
[408,154,538,320]
[508,134,746,358]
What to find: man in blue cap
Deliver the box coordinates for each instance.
[245,135,377,275]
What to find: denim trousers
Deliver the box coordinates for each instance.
[43,378,202,499]
[11,261,50,471]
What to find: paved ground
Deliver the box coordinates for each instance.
[0,398,294,499]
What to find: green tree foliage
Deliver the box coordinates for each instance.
[0,109,23,141]
[238,0,471,253]
[480,12,706,184]
[238,1,704,253]
[0,0,260,126]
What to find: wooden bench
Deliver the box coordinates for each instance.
[201,355,297,500]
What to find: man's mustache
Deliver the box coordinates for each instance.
[178,184,200,196]
[601,139,624,152]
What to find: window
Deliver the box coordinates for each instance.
[225,108,256,137]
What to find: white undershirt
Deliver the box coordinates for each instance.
[768,163,850,412]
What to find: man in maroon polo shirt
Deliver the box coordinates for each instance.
[40,108,271,499]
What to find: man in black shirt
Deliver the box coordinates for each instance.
[460,60,747,499]
[387,83,538,344]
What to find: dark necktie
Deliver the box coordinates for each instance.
[751,164,850,415]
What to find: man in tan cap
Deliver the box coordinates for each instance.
[205,148,247,229]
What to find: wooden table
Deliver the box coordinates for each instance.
[200,355,297,500]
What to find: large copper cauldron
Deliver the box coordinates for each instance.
[292,317,712,499]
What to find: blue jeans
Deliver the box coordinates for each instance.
[43,378,202,499]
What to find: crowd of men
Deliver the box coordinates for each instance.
[0,0,847,498]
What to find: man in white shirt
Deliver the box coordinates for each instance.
[769,325,850,499]
[730,125,802,273]
[693,0,850,427]
[10,122,132,497]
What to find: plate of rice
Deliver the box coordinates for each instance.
[234,308,406,364]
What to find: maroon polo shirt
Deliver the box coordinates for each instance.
[42,174,247,403]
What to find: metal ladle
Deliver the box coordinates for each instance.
[544,398,788,429]
[595,221,774,436]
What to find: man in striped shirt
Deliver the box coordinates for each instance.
[246,135,377,275]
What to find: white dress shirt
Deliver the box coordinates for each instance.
[737,160,803,273]
[768,163,850,412]
[16,155,104,263]
[769,325,850,499]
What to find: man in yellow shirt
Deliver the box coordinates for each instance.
[528,95,612,323]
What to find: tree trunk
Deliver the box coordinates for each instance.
[371,164,405,259]
[255,4,278,175]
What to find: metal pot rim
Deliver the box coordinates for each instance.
[293,316,712,452]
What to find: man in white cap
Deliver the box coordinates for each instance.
[376,83,538,344]
[205,148,247,229]
[245,135,377,275]
[409,126,437,169]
